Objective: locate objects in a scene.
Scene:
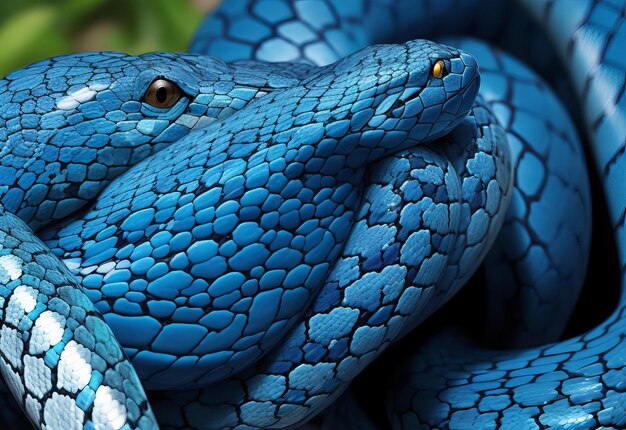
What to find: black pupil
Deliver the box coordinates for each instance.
[156,86,168,104]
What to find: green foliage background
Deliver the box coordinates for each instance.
[0,0,219,77]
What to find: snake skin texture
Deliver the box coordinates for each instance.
[387,1,626,428]
[0,208,157,429]
[42,40,479,391]
[0,51,310,428]
[191,0,593,349]
[0,52,307,231]
[0,0,624,428]
[150,93,511,429]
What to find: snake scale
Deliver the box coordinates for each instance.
[0,0,624,428]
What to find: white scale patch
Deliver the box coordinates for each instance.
[0,357,25,399]
[57,340,92,393]
[43,392,84,430]
[93,385,128,430]
[23,355,52,399]
[25,394,42,426]
[5,284,38,326]
[62,258,82,275]
[96,261,116,274]
[11,285,37,311]
[55,83,107,111]
[0,325,24,369]
[29,310,66,355]
[0,255,23,283]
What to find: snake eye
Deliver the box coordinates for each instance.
[432,60,445,78]
[143,78,184,108]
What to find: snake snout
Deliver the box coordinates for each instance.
[456,49,480,112]
[428,48,479,137]
[388,42,481,143]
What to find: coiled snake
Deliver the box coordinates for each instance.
[0,0,623,429]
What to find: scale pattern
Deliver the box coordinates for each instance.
[0,208,157,428]
[387,0,626,428]
[152,95,511,429]
[0,52,304,232]
[448,37,592,347]
[192,0,592,349]
[41,40,479,390]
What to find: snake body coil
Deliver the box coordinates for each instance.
[0,0,624,429]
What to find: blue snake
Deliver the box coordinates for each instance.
[0,0,623,428]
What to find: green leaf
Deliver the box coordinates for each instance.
[0,6,70,77]
[0,0,220,77]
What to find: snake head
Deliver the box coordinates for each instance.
[0,52,297,227]
[308,39,479,152]
[390,39,480,140]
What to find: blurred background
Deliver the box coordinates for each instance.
[0,0,219,77]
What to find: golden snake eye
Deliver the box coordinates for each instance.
[143,78,184,108]
[432,60,445,78]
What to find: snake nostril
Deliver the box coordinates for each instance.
[386,98,406,117]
